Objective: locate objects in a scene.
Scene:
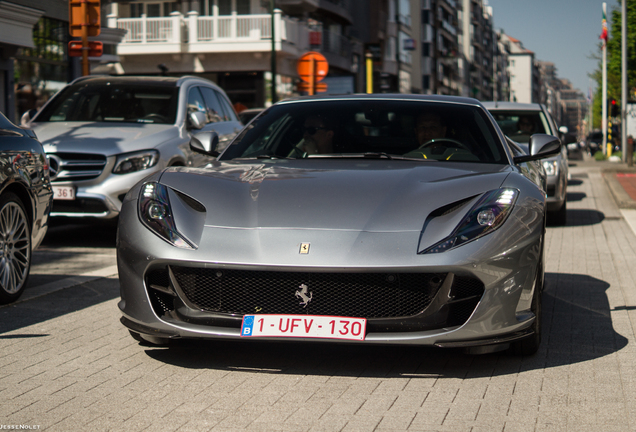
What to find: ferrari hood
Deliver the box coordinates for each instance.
[31,122,176,156]
[159,160,511,232]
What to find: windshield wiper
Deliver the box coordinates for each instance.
[362,152,393,159]
[307,153,429,161]
[255,154,292,159]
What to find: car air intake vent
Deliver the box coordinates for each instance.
[175,190,205,212]
[146,267,175,316]
[446,276,484,326]
[48,152,107,182]
[169,267,449,319]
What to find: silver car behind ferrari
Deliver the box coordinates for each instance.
[483,101,569,225]
[117,94,561,355]
[22,75,242,220]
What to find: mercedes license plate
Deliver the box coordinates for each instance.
[241,314,366,341]
[52,186,75,200]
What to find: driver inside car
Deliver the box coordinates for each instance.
[405,112,478,161]
[416,112,447,146]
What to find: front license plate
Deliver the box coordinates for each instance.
[241,314,366,341]
[52,186,75,200]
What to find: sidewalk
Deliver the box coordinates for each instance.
[583,150,636,235]
[590,152,636,209]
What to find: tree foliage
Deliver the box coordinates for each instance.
[593,0,636,129]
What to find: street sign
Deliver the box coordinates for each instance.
[297,82,328,93]
[68,41,103,57]
[296,51,329,96]
[297,51,329,83]
[69,0,101,37]
[403,38,416,51]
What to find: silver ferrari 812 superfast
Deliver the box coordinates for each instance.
[117,94,561,355]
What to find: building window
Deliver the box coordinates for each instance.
[131,3,143,17]
[237,0,250,15]
[130,2,178,17]
[422,42,430,57]
[219,0,232,15]
[398,0,411,26]
[14,17,70,120]
[147,4,161,16]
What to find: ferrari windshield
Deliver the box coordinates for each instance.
[221,99,506,163]
[35,82,179,124]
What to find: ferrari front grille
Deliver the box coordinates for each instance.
[145,267,485,328]
[169,267,447,319]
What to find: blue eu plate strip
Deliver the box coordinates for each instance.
[241,315,255,336]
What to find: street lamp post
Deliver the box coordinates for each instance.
[621,0,627,161]
[270,0,277,104]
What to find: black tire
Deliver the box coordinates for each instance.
[550,199,567,226]
[0,193,31,305]
[509,257,544,356]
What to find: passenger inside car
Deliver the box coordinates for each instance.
[289,115,335,156]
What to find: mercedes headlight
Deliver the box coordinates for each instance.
[138,182,195,249]
[542,160,558,176]
[114,150,159,174]
[421,188,519,254]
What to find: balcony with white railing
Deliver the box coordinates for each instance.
[108,10,310,56]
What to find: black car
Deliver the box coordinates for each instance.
[0,111,53,304]
[587,131,603,154]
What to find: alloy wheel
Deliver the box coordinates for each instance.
[0,200,31,296]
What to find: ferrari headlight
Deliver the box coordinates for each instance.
[138,182,194,249]
[542,160,558,176]
[114,150,159,174]
[421,188,519,254]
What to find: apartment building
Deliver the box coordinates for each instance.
[101,0,365,108]
[493,29,510,102]
[5,0,588,129]
[0,0,72,122]
[421,0,461,95]
[499,33,540,104]
[460,0,492,100]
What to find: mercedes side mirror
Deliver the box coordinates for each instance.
[20,109,37,126]
[513,134,561,163]
[190,131,220,157]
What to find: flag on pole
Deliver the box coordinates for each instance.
[600,9,608,45]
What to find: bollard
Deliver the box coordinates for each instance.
[628,135,634,167]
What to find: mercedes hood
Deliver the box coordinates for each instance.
[31,122,177,156]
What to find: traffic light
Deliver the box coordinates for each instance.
[610,99,618,117]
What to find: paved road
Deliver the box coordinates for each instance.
[2,155,636,431]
